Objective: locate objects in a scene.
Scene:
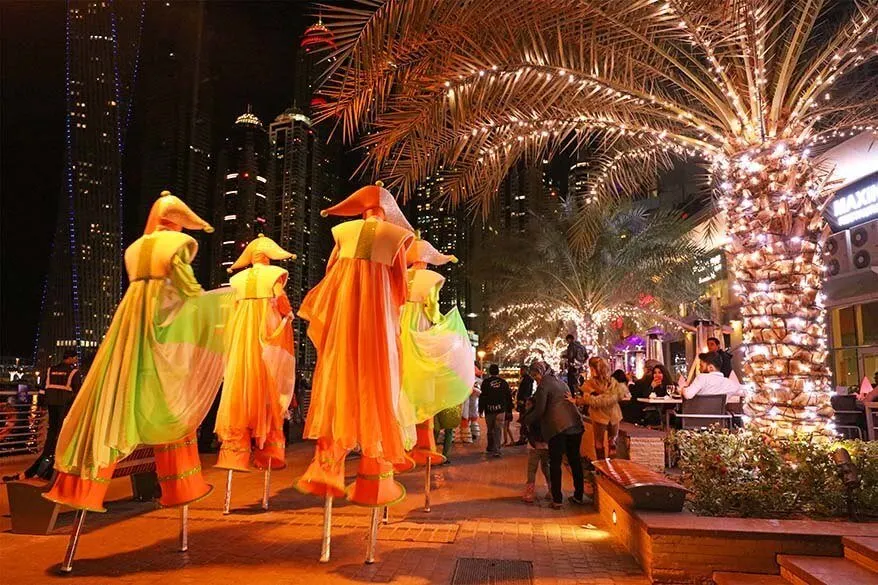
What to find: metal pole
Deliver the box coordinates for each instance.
[179,505,189,552]
[60,510,87,573]
[319,494,333,563]
[382,505,389,524]
[222,469,233,515]
[365,507,380,564]
[424,459,432,512]
[262,466,271,511]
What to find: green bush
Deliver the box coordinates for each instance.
[669,429,878,519]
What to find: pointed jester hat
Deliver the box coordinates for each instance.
[228,233,296,273]
[320,180,414,232]
[405,231,458,266]
[144,190,213,234]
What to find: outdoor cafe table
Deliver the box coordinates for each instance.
[636,397,683,431]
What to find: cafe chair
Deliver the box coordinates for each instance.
[672,395,733,430]
[830,395,865,440]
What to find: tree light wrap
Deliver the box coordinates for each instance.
[717,142,835,437]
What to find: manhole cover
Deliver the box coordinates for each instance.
[377,521,459,543]
[451,558,534,585]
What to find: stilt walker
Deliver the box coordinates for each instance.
[398,235,475,511]
[295,182,415,563]
[215,234,296,513]
[45,191,233,572]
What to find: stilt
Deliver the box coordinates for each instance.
[319,494,333,563]
[424,459,432,513]
[261,466,271,511]
[382,505,389,524]
[179,505,189,552]
[365,507,380,564]
[222,469,233,515]
[60,509,87,573]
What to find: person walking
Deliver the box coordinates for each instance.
[576,357,629,460]
[479,364,513,457]
[524,361,586,508]
[563,334,588,395]
[520,397,551,503]
[514,366,534,445]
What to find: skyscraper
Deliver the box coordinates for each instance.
[37,0,144,367]
[212,110,271,287]
[130,0,213,280]
[264,22,340,373]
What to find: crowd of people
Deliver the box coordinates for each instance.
[438,335,751,509]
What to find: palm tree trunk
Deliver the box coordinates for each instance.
[718,142,834,436]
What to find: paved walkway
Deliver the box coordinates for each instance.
[0,428,647,585]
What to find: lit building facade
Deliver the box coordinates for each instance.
[132,0,213,281]
[37,0,144,367]
[211,111,271,287]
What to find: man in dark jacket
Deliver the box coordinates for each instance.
[479,364,513,457]
[19,351,82,480]
[707,337,733,378]
[563,334,588,394]
[523,361,586,508]
[514,366,535,445]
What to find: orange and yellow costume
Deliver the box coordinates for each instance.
[215,235,296,471]
[296,182,414,507]
[46,192,233,512]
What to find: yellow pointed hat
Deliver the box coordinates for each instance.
[228,233,296,272]
[405,232,458,266]
[321,181,414,232]
[145,190,213,234]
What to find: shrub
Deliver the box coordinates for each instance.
[669,429,878,519]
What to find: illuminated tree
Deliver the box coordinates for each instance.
[317,0,878,436]
[474,200,707,364]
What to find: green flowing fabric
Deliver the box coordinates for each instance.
[56,248,233,480]
[399,288,475,427]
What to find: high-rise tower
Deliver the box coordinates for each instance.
[36,0,144,367]
[131,0,213,280]
[212,110,271,287]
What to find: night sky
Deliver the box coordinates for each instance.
[0,1,316,358]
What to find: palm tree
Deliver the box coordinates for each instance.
[316,1,878,436]
[477,198,708,363]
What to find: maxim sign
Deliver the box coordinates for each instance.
[831,172,878,228]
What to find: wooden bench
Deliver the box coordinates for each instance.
[5,446,159,535]
[592,458,687,512]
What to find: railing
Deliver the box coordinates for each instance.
[0,387,47,458]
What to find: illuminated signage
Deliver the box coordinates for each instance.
[697,252,724,284]
[831,172,878,228]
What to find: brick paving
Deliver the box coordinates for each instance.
[0,425,648,585]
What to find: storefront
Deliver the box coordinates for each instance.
[821,132,878,391]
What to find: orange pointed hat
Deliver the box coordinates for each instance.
[228,233,296,272]
[321,181,414,232]
[405,231,458,266]
[145,190,213,234]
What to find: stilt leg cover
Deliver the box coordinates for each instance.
[393,453,416,474]
[346,456,406,508]
[253,429,286,470]
[216,428,252,471]
[410,420,445,466]
[43,466,115,513]
[295,438,346,498]
[154,434,213,507]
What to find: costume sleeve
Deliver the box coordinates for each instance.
[524,386,547,426]
[390,238,412,309]
[424,281,443,324]
[169,249,203,298]
[273,278,292,317]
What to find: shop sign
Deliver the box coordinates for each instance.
[830,172,878,228]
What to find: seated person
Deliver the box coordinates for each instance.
[682,352,744,400]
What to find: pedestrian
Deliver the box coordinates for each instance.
[9,350,82,482]
[479,364,513,457]
[502,383,516,447]
[524,361,586,509]
[563,334,588,395]
[575,357,629,460]
[707,337,733,378]
[434,404,462,464]
[521,397,551,503]
[458,363,482,443]
[514,365,535,445]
